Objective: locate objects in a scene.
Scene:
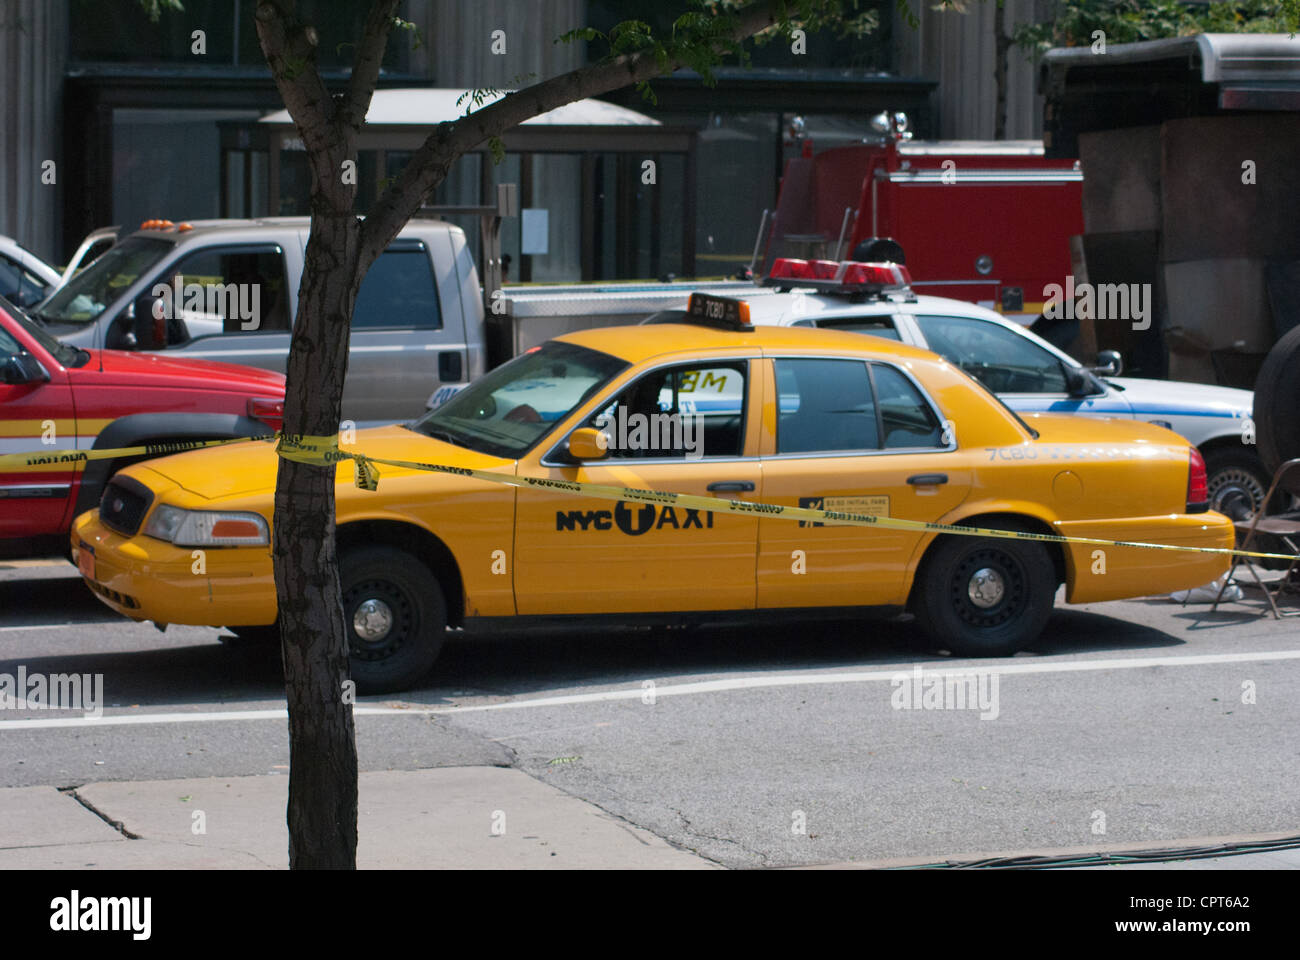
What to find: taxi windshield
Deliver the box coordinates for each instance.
[411,341,629,458]
[34,236,172,326]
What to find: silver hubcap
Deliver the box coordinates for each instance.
[353,598,394,640]
[967,567,1005,609]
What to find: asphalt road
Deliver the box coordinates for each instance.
[3,559,1298,867]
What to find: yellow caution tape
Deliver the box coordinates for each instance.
[2,432,1293,562]
[277,434,1294,563]
[0,435,267,470]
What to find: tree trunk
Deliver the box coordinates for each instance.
[274,209,363,869]
[994,2,1010,140]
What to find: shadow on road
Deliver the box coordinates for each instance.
[0,570,1211,711]
[0,568,115,626]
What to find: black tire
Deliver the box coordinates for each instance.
[340,546,446,694]
[1254,324,1300,473]
[1203,448,1272,522]
[911,534,1056,657]
[228,624,280,644]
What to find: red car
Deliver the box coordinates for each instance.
[1,297,285,558]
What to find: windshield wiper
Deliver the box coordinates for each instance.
[419,426,465,446]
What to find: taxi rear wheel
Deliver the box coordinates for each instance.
[341,546,446,694]
[911,535,1055,657]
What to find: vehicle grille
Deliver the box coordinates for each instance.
[99,477,154,537]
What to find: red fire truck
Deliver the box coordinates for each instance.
[761,112,1083,324]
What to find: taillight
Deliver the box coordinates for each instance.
[248,397,285,429]
[1187,447,1209,512]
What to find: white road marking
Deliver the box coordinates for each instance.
[0,623,91,633]
[1,648,1298,731]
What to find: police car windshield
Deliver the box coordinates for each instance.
[35,237,172,326]
[412,341,629,458]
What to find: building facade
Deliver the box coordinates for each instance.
[1,0,1050,279]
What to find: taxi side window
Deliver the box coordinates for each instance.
[775,359,877,454]
[915,314,1067,393]
[164,245,290,339]
[870,363,945,449]
[589,361,746,459]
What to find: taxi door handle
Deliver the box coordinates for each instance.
[907,473,948,486]
[707,481,754,492]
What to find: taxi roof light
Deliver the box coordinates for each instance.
[650,293,753,331]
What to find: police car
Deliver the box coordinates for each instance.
[645,258,1267,521]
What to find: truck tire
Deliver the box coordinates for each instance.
[340,546,446,694]
[911,534,1056,657]
[1253,324,1300,473]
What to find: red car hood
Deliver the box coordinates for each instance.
[68,349,286,394]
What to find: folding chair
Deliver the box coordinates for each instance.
[1212,458,1300,618]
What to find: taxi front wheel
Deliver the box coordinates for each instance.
[911,535,1056,657]
[341,546,447,694]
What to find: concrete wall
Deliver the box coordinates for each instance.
[408,0,587,88]
[0,0,67,264]
[894,0,1048,140]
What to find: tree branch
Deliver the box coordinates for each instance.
[255,0,338,158]
[357,0,781,269]
[340,0,401,133]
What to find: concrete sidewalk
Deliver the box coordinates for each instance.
[0,767,717,869]
[4,768,1295,869]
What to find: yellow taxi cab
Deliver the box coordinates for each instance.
[72,292,1234,692]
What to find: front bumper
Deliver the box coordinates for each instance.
[71,510,277,627]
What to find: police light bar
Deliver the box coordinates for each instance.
[764,258,912,295]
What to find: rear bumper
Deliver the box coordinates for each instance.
[71,510,277,627]
[1060,512,1236,603]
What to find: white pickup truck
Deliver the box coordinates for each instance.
[37,216,756,424]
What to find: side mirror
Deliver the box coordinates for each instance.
[1064,366,1095,398]
[128,294,169,350]
[1090,349,1123,377]
[567,427,609,462]
[0,353,49,385]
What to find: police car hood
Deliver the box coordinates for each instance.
[1105,376,1252,417]
[132,425,513,501]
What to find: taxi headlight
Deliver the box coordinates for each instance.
[143,505,269,547]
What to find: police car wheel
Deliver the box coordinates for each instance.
[912,536,1055,657]
[341,547,446,695]
[1203,450,1270,522]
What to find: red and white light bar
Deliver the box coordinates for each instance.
[764,258,912,293]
